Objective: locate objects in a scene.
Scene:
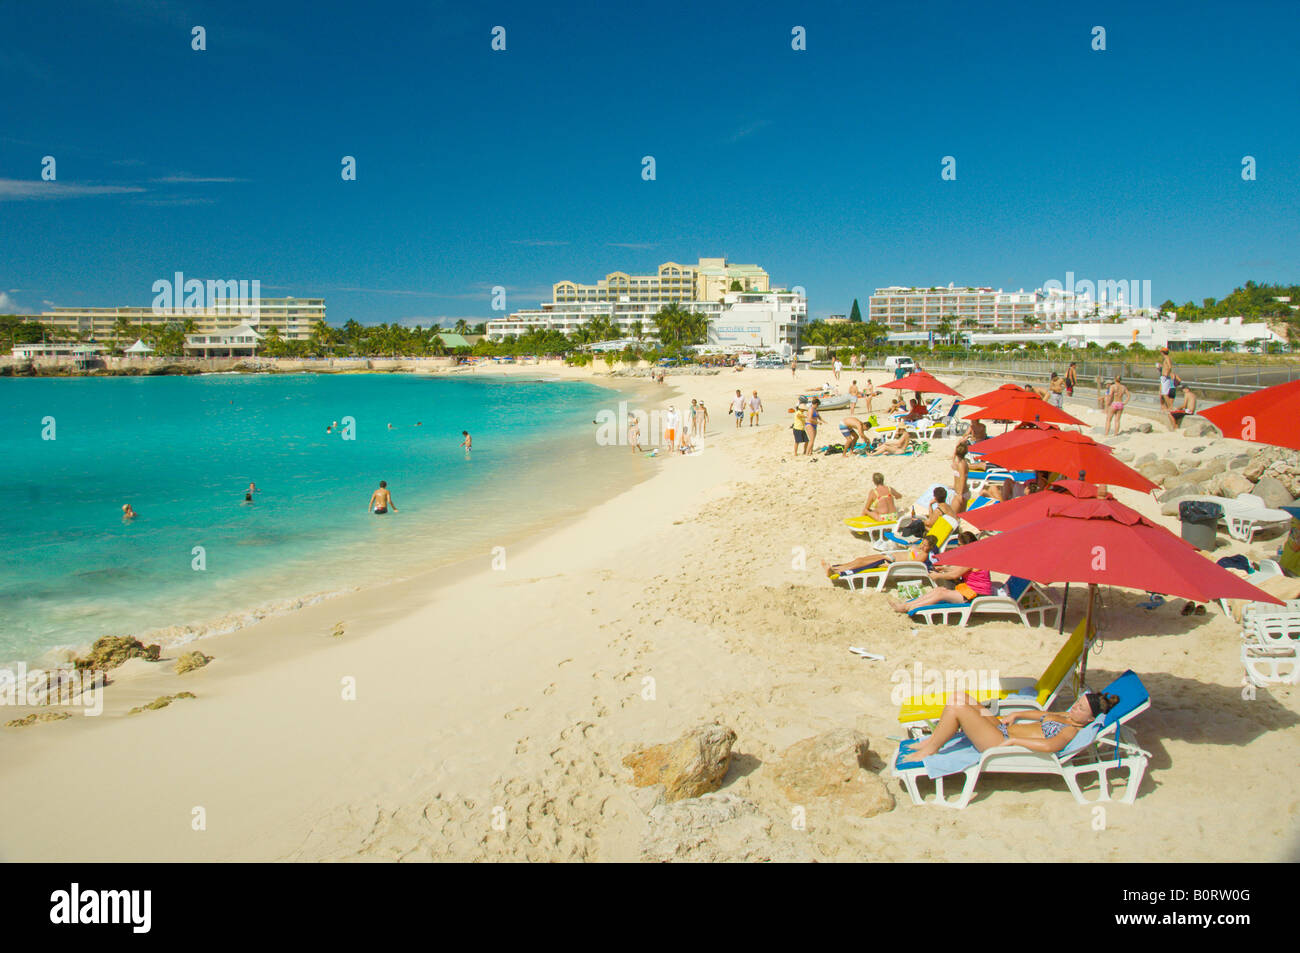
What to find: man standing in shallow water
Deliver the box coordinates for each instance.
[368,480,398,515]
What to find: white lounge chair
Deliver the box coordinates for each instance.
[891,670,1151,809]
[831,517,957,592]
[906,576,1062,628]
[1219,494,1291,545]
[1241,599,1300,686]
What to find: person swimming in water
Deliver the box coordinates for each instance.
[122,503,136,520]
[368,480,398,515]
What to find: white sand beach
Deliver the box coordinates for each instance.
[2,364,1297,862]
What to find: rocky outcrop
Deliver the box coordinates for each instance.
[5,710,72,728]
[74,636,161,672]
[1139,459,1180,482]
[623,724,737,802]
[175,651,212,675]
[770,729,895,818]
[127,692,196,715]
[1182,419,1221,437]
[1252,476,1296,509]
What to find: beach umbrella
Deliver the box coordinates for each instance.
[1198,378,1300,451]
[935,495,1284,682]
[979,430,1158,493]
[963,383,1031,406]
[966,422,1070,457]
[964,392,1086,427]
[877,370,961,396]
[962,479,1099,533]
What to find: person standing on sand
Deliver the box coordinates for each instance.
[952,442,971,511]
[368,481,398,514]
[460,431,472,454]
[833,357,842,381]
[1064,362,1077,397]
[1104,376,1130,437]
[863,379,876,414]
[748,390,763,426]
[806,397,822,449]
[689,399,699,439]
[697,402,709,438]
[849,380,861,413]
[664,405,679,451]
[1048,372,1065,408]
[628,414,642,452]
[1158,347,1176,413]
[731,390,745,428]
[791,403,808,455]
[791,359,797,380]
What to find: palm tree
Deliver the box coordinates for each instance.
[453,319,469,336]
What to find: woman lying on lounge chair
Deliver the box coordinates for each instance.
[886,534,990,611]
[869,428,913,455]
[904,690,1120,760]
[823,535,936,577]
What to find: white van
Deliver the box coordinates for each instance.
[884,355,916,375]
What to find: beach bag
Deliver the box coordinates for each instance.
[867,414,879,429]
[898,517,925,539]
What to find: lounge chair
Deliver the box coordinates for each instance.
[844,483,945,541]
[906,576,1062,628]
[891,670,1151,809]
[1241,599,1300,686]
[1220,494,1292,544]
[830,516,957,591]
[967,467,1038,495]
[874,510,957,552]
[896,616,1096,729]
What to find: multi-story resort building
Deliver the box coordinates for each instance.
[486,257,804,351]
[31,298,326,344]
[870,283,1152,333]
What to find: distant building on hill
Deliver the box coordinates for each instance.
[32,298,326,344]
[485,256,805,351]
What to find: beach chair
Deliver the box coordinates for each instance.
[1241,599,1300,686]
[874,512,957,552]
[896,616,1096,729]
[891,670,1151,809]
[831,517,957,591]
[1215,560,1283,618]
[906,576,1062,628]
[1219,494,1292,545]
[845,484,944,541]
[967,467,1038,495]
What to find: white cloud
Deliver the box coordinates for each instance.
[0,292,32,313]
[151,174,249,184]
[0,179,146,201]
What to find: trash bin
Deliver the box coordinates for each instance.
[1179,500,1223,551]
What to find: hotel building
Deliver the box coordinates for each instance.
[486,257,803,350]
[869,286,1039,332]
[31,298,326,343]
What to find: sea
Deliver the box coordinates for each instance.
[0,372,640,667]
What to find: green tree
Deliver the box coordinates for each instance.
[849,299,862,323]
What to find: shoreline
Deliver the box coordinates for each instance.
[2,367,1296,862]
[2,366,669,673]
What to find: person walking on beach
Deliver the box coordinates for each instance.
[368,480,398,515]
[628,414,642,452]
[1048,372,1065,408]
[689,399,699,439]
[1158,348,1176,413]
[748,390,763,426]
[1064,362,1077,397]
[731,390,745,428]
[460,431,472,454]
[1104,376,1130,437]
[833,357,842,381]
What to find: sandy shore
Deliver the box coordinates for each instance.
[2,364,1297,862]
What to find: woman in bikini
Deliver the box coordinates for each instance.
[902,690,1121,761]
[861,472,900,517]
[869,428,913,456]
[1104,376,1130,437]
[823,534,936,577]
[886,537,992,614]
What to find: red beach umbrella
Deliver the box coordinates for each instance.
[967,422,1070,457]
[878,370,961,396]
[964,392,1086,427]
[1198,379,1300,451]
[963,383,1032,406]
[980,430,1158,493]
[935,495,1284,680]
[963,480,1099,532]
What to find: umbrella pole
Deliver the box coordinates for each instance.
[1058,582,1070,636]
[1077,583,1097,690]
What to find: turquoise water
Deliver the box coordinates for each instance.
[0,373,632,664]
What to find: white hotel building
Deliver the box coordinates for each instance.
[486,257,806,351]
[32,298,326,343]
[870,284,1149,333]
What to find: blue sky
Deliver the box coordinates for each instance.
[2,0,1297,325]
